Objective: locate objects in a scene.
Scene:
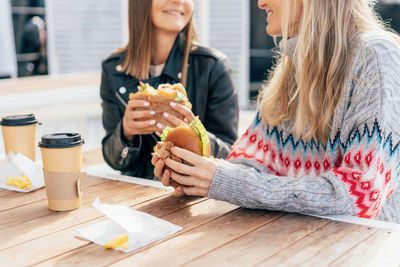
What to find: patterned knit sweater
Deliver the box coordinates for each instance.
[208,32,400,223]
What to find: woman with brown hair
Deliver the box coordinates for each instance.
[101,0,238,179]
[153,0,400,223]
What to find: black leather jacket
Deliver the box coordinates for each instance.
[100,34,238,179]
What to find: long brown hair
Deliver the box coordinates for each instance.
[118,0,196,86]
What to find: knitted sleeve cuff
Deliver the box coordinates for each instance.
[208,160,243,203]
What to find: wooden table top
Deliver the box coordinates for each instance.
[1,175,400,267]
[0,72,100,95]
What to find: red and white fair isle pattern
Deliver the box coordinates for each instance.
[227,119,397,219]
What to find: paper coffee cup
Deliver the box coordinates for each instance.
[1,114,38,161]
[39,133,86,211]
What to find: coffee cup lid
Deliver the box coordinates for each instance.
[39,133,85,148]
[0,114,38,126]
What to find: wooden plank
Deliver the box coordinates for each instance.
[0,189,47,212]
[329,229,400,267]
[0,181,114,230]
[256,221,378,266]
[2,197,222,266]
[101,209,284,267]
[0,176,107,212]
[184,214,330,267]
[0,189,15,197]
[0,73,100,95]
[0,183,170,251]
[0,180,168,231]
[35,199,238,267]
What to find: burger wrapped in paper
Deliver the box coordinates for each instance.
[153,116,210,187]
[129,82,192,132]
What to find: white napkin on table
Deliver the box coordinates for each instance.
[74,198,182,253]
[0,151,44,192]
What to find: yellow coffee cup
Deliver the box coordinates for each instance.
[1,114,38,161]
[39,133,86,211]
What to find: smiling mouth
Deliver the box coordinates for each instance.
[163,10,184,16]
[267,9,273,17]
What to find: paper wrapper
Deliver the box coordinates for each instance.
[0,151,44,192]
[74,198,182,253]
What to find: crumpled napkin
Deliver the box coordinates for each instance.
[0,151,44,192]
[74,198,182,253]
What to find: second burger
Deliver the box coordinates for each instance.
[129,82,192,133]
[153,117,210,187]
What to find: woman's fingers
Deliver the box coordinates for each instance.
[122,120,154,140]
[126,99,150,110]
[170,146,204,167]
[153,158,165,178]
[156,122,165,131]
[161,168,171,186]
[170,170,209,188]
[162,112,185,128]
[125,109,155,120]
[151,154,160,166]
[174,186,185,197]
[123,101,157,137]
[164,157,197,177]
[125,118,156,129]
[170,102,196,123]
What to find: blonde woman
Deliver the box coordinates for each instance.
[101,0,238,179]
[153,0,400,223]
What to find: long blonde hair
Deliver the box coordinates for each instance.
[257,0,399,142]
[118,0,196,86]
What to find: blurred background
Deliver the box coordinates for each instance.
[0,0,399,165]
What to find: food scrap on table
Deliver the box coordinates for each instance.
[6,175,31,190]
[104,234,129,250]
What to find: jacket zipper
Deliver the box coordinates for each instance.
[115,92,127,107]
[119,146,129,166]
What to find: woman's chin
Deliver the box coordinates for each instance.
[266,25,282,37]
[156,23,186,34]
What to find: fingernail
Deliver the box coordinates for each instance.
[149,120,156,125]
[163,112,169,118]
[149,110,156,115]
[157,123,164,129]
[143,102,150,107]
[170,102,176,107]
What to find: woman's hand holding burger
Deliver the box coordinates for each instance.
[123,99,196,140]
[151,116,218,197]
[122,99,157,142]
[126,82,195,138]
[152,147,219,197]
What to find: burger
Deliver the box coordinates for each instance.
[153,116,210,187]
[129,82,192,132]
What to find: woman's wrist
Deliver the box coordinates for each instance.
[122,130,134,143]
[121,121,134,143]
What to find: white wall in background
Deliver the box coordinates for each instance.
[0,0,17,78]
[121,0,129,47]
[46,0,123,74]
[209,0,250,108]
[195,0,210,46]
[194,0,250,108]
